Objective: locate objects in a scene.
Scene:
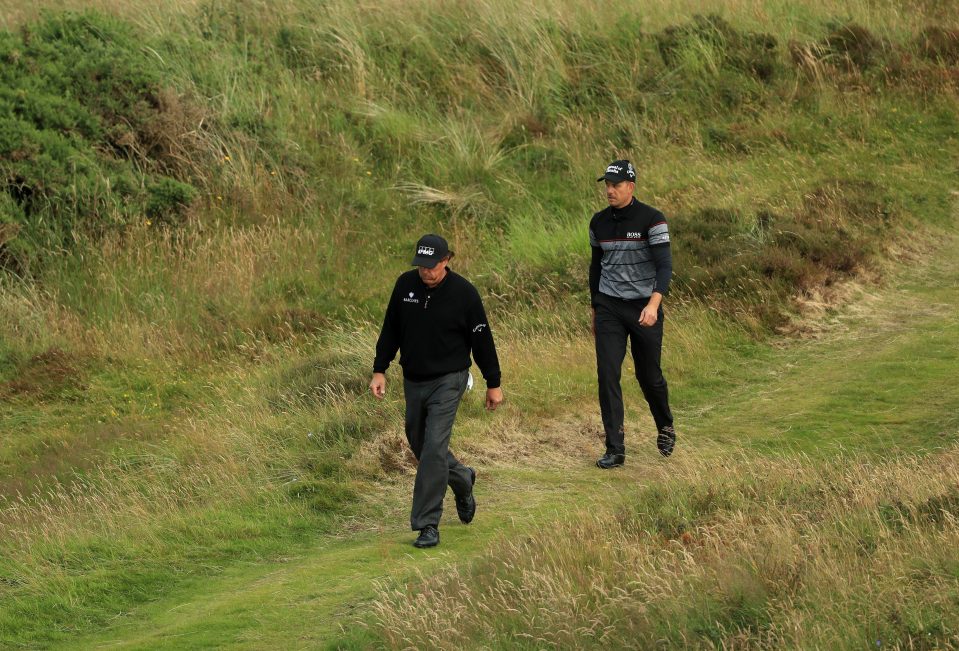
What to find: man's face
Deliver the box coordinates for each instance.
[418,256,450,288]
[605,180,634,209]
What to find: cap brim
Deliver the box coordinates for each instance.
[598,173,632,183]
[411,255,440,268]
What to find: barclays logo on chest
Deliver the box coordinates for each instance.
[403,291,420,304]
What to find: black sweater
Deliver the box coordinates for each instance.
[373,270,501,388]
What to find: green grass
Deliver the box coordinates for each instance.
[360,227,959,649]
[688,243,959,456]
[33,466,603,650]
[0,499,331,648]
[1,0,958,647]
[29,226,957,647]
[3,226,955,647]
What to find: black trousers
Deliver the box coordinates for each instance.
[403,370,473,531]
[594,294,673,455]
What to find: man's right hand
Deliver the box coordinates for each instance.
[370,372,386,399]
[485,387,504,411]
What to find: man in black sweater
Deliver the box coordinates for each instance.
[371,234,503,548]
[589,160,676,468]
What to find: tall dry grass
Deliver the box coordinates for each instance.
[1,220,339,362]
[371,443,959,649]
[1,0,957,643]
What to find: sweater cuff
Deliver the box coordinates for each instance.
[485,375,501,389]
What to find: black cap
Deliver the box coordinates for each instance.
[410,233,452,268]
[597,160,636,184]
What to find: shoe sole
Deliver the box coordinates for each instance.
[413,539,439,548]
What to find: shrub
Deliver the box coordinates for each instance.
[0,11,202,269]
[670,181,894,329]
[146,177,196,224]
[0,192,28,273]
[286,478,357,513]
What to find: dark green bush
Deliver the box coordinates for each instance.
[275,24,353,81]
[267,350,370,413]
[0,192,29,273]
[146,177,196,224]
[286,478,356,513]
[0,11,200,271]
[820,22,887,71]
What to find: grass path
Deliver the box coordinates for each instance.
[62,226,959,650]
[696,236,959,457]
[56,468,621,650]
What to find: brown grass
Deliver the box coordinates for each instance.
[369,444,959,649]
[0,348,86,399]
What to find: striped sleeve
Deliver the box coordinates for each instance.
[648,220,670,246]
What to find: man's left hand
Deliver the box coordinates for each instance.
[485,387,503,411]
[639,292,663,327]
[369,372,386,399]
[639,305,658,327]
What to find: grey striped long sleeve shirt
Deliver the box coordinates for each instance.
[589,198,672,303]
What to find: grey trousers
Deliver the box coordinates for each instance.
[403,369,473,531]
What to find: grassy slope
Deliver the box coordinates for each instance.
[48,222,959,649]
[1,1,959,648]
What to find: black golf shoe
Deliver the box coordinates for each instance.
[455,467,477,524]
[413,525,439,548]
[596,453,625,469]
[657,425,676,457]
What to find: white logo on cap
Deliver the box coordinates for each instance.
[606,164,635,179]
[417,246,435,256]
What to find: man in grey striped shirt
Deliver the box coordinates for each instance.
[589,159,676,468]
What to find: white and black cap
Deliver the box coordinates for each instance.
[597,159,636,184]
[410,233,453,268]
